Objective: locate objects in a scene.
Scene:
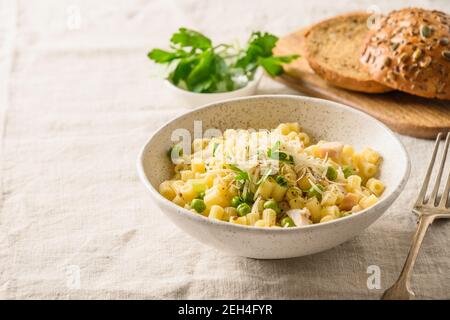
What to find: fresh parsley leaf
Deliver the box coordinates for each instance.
[258,57,283,77]
[191,78,214,93]
[170,28,212,50]
[249,32,278,57]
[236,32,277,73]
[259,55,299,77]
[186,49,215,91]
[236,32,298,77]
[214,55,235,91]
[169,55,198,85]
[235,46,262,73]
[148,49,180,63]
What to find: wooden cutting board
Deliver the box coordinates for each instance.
[273,29,450,139]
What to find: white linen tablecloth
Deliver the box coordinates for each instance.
[0,0,449,299]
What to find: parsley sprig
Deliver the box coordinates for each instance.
[148,28,299,93]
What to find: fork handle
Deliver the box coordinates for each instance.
[396,214,435,287]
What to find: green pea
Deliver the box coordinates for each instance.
[280,216,295,227]
[263,199,281,214]
[307,184,324,201]
[343,166,354,178]
[237,203,251,217]
[191,199,206,213]
[326,166,337,181]
[231,196,243,208]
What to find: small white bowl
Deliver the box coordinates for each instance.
[137,95,410,259]
[165,69,263,107]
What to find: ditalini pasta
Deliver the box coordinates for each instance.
[159,123,384,228]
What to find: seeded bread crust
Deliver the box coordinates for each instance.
[304,12,392,93]
[361,8,450,100]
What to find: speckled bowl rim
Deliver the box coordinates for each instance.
[137,95,410,233]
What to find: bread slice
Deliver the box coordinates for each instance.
[361,8,450,100]
[304,12,392,93]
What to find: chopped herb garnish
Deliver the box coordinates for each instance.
[242,191,255,204]
[257,168,273,185]
[167,144,183,162]
[267,141,294,164]
[307,184,324,201]
[212,143,219,157]
[267,141,281,158]
[285,155,294,164]
[280,216,295,227]
[229,164,249,181]
[275,175,288,187]
[271,152,294,164]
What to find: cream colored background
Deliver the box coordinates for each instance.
[0,0,449,299]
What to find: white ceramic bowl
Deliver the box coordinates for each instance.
[165,69,263,107]
[137,95,410,259]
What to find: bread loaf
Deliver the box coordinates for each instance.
[361,8,450,100]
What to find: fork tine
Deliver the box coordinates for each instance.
[429,132,450,205]
[415,133,443,207]
[439,133,450,208]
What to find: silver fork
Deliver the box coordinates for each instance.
[382,132,450,300]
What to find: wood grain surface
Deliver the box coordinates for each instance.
[273,29,450,139]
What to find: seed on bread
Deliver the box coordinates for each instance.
[398,52,409,63]
[412,48,423,61]
[443,51,450,60]
[420,25,433,38]
[391,42,400,51]
[361,8,450,100]
[420,56,432,68]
